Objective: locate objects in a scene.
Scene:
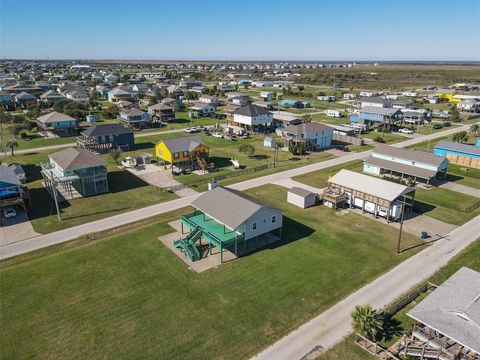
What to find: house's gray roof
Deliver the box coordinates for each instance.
[0,165,21,186]
[234,104,271,117]
[49,148,105,171]
[364,156,437,180]
[407,267,480,353]
[81,124,133,137]
[284,122,332,135]
[37,111,76,124]
[360,97,393,106]
[434,141,480,156]
[189,102,212,110]
[122,108,146,117]
[160,135,205,153]
[328,169,413,202]
[288,187,315,197]
[360,106,401,116]
[191,187,277,229]
[148,103,173,111]
[374,144,446,166]
[15,91,36,99]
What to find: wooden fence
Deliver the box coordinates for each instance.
[354,334,400,360]
[333,133,364,146]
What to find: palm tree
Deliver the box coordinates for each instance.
[469,123,480,137]
[303,114,312,123]
[5,139,18,156]
[351,305,383,340]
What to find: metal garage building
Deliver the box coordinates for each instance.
[323,169,415,221]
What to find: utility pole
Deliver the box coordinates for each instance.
[50,170,62,221]
[0,110,7,157]
[396,199,406,253]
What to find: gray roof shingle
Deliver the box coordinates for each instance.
[407,267,480,353]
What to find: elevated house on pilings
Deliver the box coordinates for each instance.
[174,187,283,263]
[77,124,134,153]
[0,165,30,222]
[400,267,480,360]
[155,135,213,173]
[364,144,449,187]
[322,169,415,221]
[41,148,109,200]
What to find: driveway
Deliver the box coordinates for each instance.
[438,181,480,198]
[0,209,40,246]
[124,164,197,197]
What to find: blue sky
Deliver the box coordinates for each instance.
[0,0,479,61]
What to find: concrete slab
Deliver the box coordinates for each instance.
[0,209,40,246]
[273,178,323,194]
[339,207,457,239]
[158,220,237,273]
[437,181,480,198]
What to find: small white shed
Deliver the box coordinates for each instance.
[264,137,276,148]
[287,187,317,209]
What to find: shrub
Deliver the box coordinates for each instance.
[239,144,255,158]
[288,144,307,155]
[373,136,385,143]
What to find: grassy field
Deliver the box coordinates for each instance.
[146,133,336,190]
[362,131,408,144]
[318,238,480,360]
[0,184,425,360]
[292,160,364,188]
[413,187,480,225]
[1,151,177,234]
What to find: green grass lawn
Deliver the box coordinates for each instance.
[2,151,177,234]
[413,187,480,225]
[318,239,480,360]
[135,133,336,190]
[0,185,425,360]
[362,131,408,144]
[292,160,364,188]
[446,163,480,189]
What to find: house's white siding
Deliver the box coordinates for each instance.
[241,208,283,240]
[287,192,316,208]
[234,113,273,126]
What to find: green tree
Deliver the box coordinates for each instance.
[288,143,307,155]
[303,114,312,123]
[450,106,460,122]
[468,123,480,137]
[452,131,468,143]
[110,148,122,164]
[5,139,19,156]
[239,144,255,158]
[351,305,383,340]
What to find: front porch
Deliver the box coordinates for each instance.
[397,323,479,360]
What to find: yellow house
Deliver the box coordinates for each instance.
[155,135,211,171]
[436,89,459,102]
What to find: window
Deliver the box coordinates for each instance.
[271,216,276,224]
[183,151,189,157]
[252,222,257,231]
[174,152,179,160]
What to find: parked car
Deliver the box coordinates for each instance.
[184,127,200,133]
[212,132,223,138]
[442,122,451,127]
[3,208,16,219]
[399,128,414,134]
[432,123,443,129]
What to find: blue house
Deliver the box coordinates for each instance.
[356,107,403,125]
[279,99,304,109]
[36,111,79,137]
[77,124,135,152]
[364,144,448,186]
[434,139,480,169]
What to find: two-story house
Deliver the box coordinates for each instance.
[282,122,333,151]
[36,111,79,137]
